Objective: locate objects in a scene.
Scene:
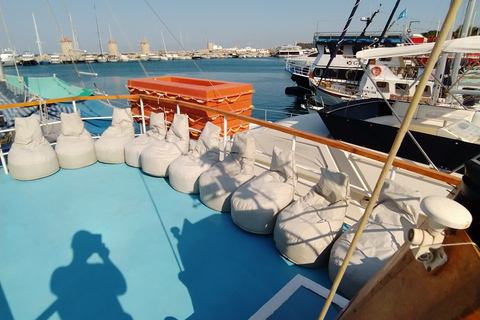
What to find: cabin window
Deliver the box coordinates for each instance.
[327,69,339,79]
[395,83,409,95]
[376,81,389,93]
[379,57,392,62]
[314,68,324,77]
[418,85,432,97]
[345,69,357,81]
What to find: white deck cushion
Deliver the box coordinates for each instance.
[168,122,221,193]
[124,112,166,167]
[55,111,97,169]
[274,168,350,268]
[328,179,420,299]
[231,147,297,234]
[8,115,59,180]
[95,107,135,164]
[140,113,190,177]
[198,132,255,212]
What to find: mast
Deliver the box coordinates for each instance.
[376,0,401,46]
[450,0,477,97]
[318,0,361,84]
[32,13,43,56]
[161,29,167,53]
[359,5,381,37]
[94,5,105,55]
[69,13,79,51]
[317,1,464,319]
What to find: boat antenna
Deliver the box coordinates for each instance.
[374,0,401,47]
[359,5,381,37]
[317,1,463,319]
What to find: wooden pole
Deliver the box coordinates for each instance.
[317,1,464,319]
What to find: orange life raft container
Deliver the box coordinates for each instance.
[127,76,254,138]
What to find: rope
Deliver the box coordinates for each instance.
[410,241,479,250]
[317,0,361,87]
[142,0,242,113]
[127,86,254,105]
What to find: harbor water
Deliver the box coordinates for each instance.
[4,57,310,122]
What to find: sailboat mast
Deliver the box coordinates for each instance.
[450,0,477,92]
[161,29,167,53]
[69,13,79,51]
[94,5,104,55]
[318,1,464,319]
[32,13,43,56]
[376,0,401,46]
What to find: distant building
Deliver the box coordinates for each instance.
[108,39,119,56]
[60,38,73,57]
[141,40,150,54]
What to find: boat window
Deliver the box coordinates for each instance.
[395,83,409,95]
[314,68,324,77]
[376,81,389,93]
[379,57,392,62]
[327,69,339,79]
[345,69,357,81]
[418,85,432,97]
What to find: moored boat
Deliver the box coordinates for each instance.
[274,45,305,58]
[316,35,480,172]
[1,73,478,319]
[1,49,17,67]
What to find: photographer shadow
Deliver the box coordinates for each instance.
[37,230,132,320]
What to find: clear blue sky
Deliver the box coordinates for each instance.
[0,0,477,54]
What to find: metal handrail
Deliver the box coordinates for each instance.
[0,94,462,185]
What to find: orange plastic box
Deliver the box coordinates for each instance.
[127,76,254,137]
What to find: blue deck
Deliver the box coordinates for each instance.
[1,162,340,319]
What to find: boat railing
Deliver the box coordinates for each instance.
[0,94,462,189]
[285,60,310,77]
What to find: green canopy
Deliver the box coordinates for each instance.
[5,74,94,100]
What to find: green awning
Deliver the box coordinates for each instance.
[5,74,94,100]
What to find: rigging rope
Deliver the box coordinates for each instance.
[317,0,361,86]
[143,0,238,113]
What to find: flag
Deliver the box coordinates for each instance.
[397,9,407,20]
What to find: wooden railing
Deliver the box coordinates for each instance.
[0,94,462,186]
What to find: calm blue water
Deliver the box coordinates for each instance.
[5,58,309,122]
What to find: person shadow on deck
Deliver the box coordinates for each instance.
[37,230,132,320]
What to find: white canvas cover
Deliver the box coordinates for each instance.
[356,36,480,59]
[328,179,420,299]
[124,112,167,167]
[95,107,135,164]
[140,113,190,177]
[198,132,255,212]
[231,146,297,234]
[274,168,350,268]
[168,122,221,194]
[55,111,97,169]
[8,115,59,180]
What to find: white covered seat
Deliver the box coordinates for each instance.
[231,146,297,234]
[168,122,221,194]
[124,112,166,168]
[55,110,96,169]
[140,113,190,177]
[328,179,420,299]
[273,168,350,268]
[8,115,59,180]
[95,107,135,164]
[198,132,255,213]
